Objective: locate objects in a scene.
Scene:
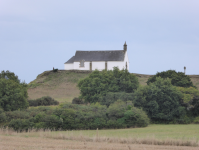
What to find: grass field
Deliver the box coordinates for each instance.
[28,70,199,103]
[1,124,199,149]
[22,124,199,141]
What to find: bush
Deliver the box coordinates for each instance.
[99,92,134,107]
[72,97,84,104]
[5,110,30,121]
[78,67,139,103]
[193,116,199,124]
[0,108,4,114]
[28,96,59,107]
[0,112,6,123]
[177,87,199,117]
[53,69,58,72]
[124,107,150,127]
[0,71,29,111]
[107,100,150,127]
[8,119,34,132]
[134,77,183,123]
[147,70,195,88]
[4,102,149,131]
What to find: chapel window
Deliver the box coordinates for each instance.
[80,60,85,67]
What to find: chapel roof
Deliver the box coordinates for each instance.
[65,50,125,64]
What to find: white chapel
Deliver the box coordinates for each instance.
[64,42,129,71]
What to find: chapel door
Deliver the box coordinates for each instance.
[90,62,92,71]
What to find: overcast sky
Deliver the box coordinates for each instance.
[0,0,199,83]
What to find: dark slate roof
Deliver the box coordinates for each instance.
[65,56,75,63]
[65,50,125,63]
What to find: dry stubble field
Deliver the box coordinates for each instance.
[1,135,198,150]
[1,125,199,150]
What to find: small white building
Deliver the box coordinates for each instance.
[64,42,129,71]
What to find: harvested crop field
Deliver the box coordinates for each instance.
[0,135,198,150]
[1,125,199,150]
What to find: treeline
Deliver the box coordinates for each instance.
[78,69,199,124]
[0,101,149,131]
[1,69,199,131]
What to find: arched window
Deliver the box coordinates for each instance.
[80,60,85,67]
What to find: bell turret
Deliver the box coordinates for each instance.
[123,41,127,53]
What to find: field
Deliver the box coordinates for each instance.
[28,70,199,103]
[23,70,199,149]
[1,124,199,150]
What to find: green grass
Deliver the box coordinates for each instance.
[49,124,199,140]
[55,97,74,103]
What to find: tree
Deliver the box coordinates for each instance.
[134,77,184,122]
[147,70,195,88]
[0,70,20,83]
[177,86,199,117]
[0,70,29,111]
[78,67,139,103]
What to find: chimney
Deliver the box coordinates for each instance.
[123,41,127,53]
[184,66,186,74]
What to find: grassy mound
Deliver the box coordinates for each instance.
[28,70,199,103]
[28,70,91,103]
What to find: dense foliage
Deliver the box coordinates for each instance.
[72,97,84,104]
[177,87,199,117]
[78,67,139,103]
[99,92,134,107]
[0,70,28,111]
[147,70,195,88]
[28,96,59,107]
[0,101,149,131]
[134,77,189,123]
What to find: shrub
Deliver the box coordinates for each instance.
[8,119,34,132]
[107,100,149,127]
[5,110,30,121]
[134,77,183,123]
[0,108,4,114]
[42,115,62,130]
[53,69,58,72]
[177,87,199,116]
[147,70,195,88]
[78,67,139,103]
[99,92,134,107]
[72,97,84,104]
[28,96,59,107]
[193,116,199,124]
[124,107,150,127]
[0,74,29,111]
[5,102,149,131]
[0,112,6,123]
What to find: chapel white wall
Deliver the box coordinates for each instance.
[92,62,105,71]
[124,52,129,71]
[64,64,74,70]
[74,62,90,70]
[64,52,129,71]
[107,61,124,70]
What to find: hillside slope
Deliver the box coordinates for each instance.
[28,70,199,103]
[28,70,90,103]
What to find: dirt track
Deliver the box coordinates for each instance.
[0,135,198,150]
